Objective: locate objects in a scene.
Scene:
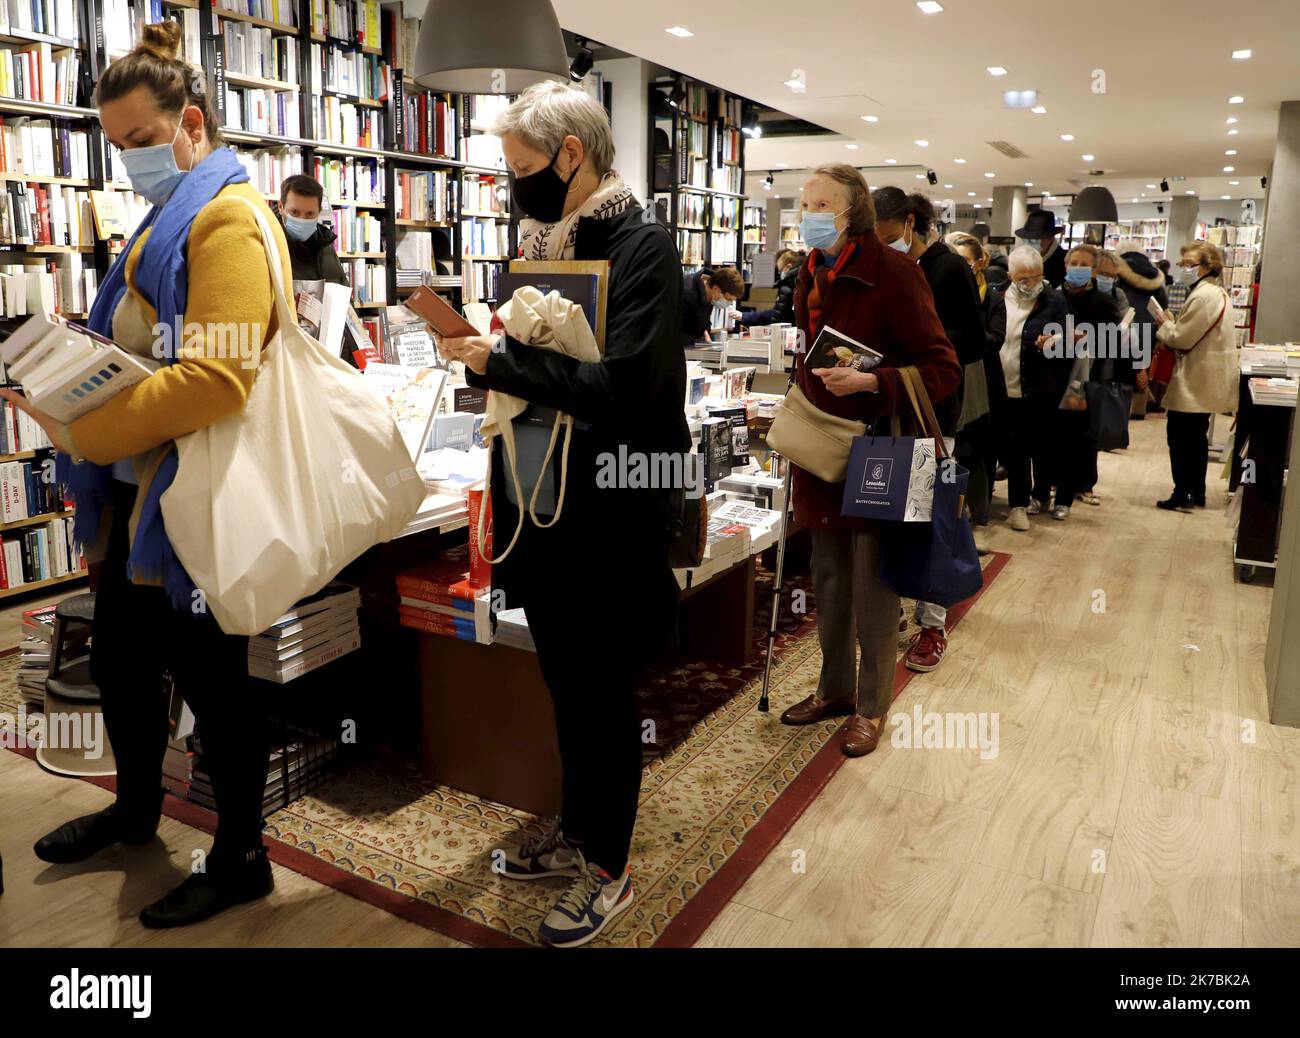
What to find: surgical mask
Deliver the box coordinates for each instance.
[1064,266,1093,288]
[1013,280,1043,302]
[1175,264,1200,285]
[509,143,580,223]
[800,207,848,251]
[888,227,913,254]
[1095,274,1116,294]
[119,119,191,207]
[283,214,321,242]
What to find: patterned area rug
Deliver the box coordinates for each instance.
[0,552,1009,947]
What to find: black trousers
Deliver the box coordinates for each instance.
[501,497,675,877]
[1002,396,1054,508]
[1052,410,1093,508]
[92,480,269,859]
[955,416,995,524]
[1167,410,1212,498]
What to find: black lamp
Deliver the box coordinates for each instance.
[1069,185,1119,223]
[412,0,570,94]
[569,38,594,82]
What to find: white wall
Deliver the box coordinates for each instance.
[592,57,653,203]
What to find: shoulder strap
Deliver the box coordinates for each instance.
[899,366,949,456]
[1186,287,1228,351]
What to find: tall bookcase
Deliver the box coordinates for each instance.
[647,77,746,274]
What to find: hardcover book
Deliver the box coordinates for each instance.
[806,325,883,373]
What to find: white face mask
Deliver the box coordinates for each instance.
[1013,280,1044,302]
[888,226,913,254]
[1175,264,1200,285]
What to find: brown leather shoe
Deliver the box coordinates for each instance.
[842,713,887,757]
[780,694,855,726]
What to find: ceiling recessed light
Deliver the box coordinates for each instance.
[967,191,976,197]
[1025,181,1033,187]
[944,184,953,188]
[973,203,982,209]
[777,162,789,168]
[783,77,806,92]
[885,158,897,164]
[1226,149,1237,155]
[914,139,929,147]
[1228,129,1238,135]
[1146,184,1158,189]
[1232,48,1252,59]
[664,26,693,37]
[1185,190,1195,195]
[1131,197,1139,203]
[861,114,879,123]
[916,1,944,13]
[1229,95,1245,104]
[1224,165,1235,172]
[954,158,966,164]
[986,197,993,202]
[916,173,926,179]
[987,66,1008,76]
[845,143,859,150]
[1227,117,1238,124]
[1031,105,1047,114]
[984,171,996,178]
[1082,154,1095,161]
[1060,134,1074,141]
[1229,180,1240,185]
[1140,193,1146,198]
[1222,194,1231,199]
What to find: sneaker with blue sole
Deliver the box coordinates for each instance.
[539,858,634,948]
[498,820,581,881]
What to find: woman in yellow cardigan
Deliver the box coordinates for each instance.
[1,22,293,928]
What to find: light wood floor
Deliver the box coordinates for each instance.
[1,416,1295,947]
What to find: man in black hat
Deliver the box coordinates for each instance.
[1016,209,1066,288]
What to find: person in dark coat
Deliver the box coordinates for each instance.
[998,245,1069,531]
[1016,209,1067,288]
[680,266,743,345]
[1113,241,1168,419]
[776,164,960,755]
[435,82,689,948]
[275,174,349,286]
[1056,245,1122,517]
[872,190,985,672]
[740,251,797,326]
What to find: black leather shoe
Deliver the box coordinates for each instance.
[33,802,159,865]
[139,848,273,929]
[1193,494,1206,507]
[1156,493,1194,512]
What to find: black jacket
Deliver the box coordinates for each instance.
[680,269,714,345]
[980,283,1008,407]
[1064,283,1127,386]
[1117,250,1167,346]
[918,240,986,435]
[470,202,690,556]
[1042,241,1066,288]
[1001,283,1070,401]
[740,269,796,327]
[281,217,350,287]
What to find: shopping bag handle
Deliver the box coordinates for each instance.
[897,366,949,457]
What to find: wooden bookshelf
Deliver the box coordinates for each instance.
[0,172,93,188]
[211,8,298,34]
[225,71,298,93]
[0,510,76,534]
[0,570,88,599]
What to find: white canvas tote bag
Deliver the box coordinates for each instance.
[161,197,424,635]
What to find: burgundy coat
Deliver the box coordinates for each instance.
[791,232,961,530]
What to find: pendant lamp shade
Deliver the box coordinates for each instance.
[1069,185,1119,224]
[412,0,571,94]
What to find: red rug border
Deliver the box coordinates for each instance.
[1,551,1011,950]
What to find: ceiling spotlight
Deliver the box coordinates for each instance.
[1262,175,1268,188]
[783,76,806,92]
[764,174,774,189]
[666,79,686,109]
[987,66,1008,76]
[665,25,694,38]
[1229,95,1245,104]
[861,114,879,123]
[1131,197,1138,203]
[954,157,966,164]
[1060,134,1074,141]
[914,139,929,147]
[927,169,938,184]
[568,38,595,81]
[973,203,982,209]
[1232,48,1252,59]
[1160,178,1170,192]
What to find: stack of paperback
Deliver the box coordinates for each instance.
[246,582,361,684]
[396,546,491,644]
[493,607,534,653]
[16,604,63,709]
[0,310,156,423]
[189,733,339,816]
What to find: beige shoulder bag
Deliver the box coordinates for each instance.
[765,381,868,483]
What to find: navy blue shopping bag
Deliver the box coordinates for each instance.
[880,459,984,608]
[840,435,919,521]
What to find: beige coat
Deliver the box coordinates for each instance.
[1157,277,1238,414]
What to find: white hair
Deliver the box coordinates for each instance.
[492,80,615,175]
[1008,245,1044,274]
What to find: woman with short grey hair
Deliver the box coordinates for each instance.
[436,80,689,948]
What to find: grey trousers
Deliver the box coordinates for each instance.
[809,526,899,718]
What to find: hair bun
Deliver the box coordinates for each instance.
[138,21,182,62]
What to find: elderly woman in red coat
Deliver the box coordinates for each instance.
[778,163,961,756]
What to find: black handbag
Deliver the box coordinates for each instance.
[1084,381,1132,451]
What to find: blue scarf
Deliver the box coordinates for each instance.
[62,147,250,612]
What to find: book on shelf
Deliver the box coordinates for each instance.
[394,168,454,223]
[0,309,158,422]
[219,16,300,85]
[0,40,80,106]
[0,257,98,319]
[0,513,83,588]
[0,0,80,43]
[396,547,491,643]
[461,258,502,303]
[0,444,65,520]
[1,181,95,248]
[219,1,299,27]
[310,40,389,102]
[0,117,92,180]
[313,155,384,206]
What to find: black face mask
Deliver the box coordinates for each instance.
[510,144,580,223]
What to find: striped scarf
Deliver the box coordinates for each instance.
[804,241,858,344]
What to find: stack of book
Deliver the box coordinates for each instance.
[188,732,339,816]
[246,583,362,684]
[1249,377,1298,407]
[16,604,61,710]
[396,547,491,643]
[493,607,534,653]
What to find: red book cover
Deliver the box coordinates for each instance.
[34,185,51,245]
[398,608,469,636]
[447,577,481,603]
[0,537,8,590]
[467,486,491,588]
[394,582,463,605]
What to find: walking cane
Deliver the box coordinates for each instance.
[758,456,795,713]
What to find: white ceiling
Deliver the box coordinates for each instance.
[552,0,1297,207]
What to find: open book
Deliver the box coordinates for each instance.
[807,325,883,372]
[0,311,157,423]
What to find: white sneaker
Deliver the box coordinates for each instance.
[1008,507,1030,532]
[539,858,634,948]
[498,820,581,881]
[1051,505,1071,521]
[973,526,992,555]
[1026,499,1044,516]
[1078,491,1101,506]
